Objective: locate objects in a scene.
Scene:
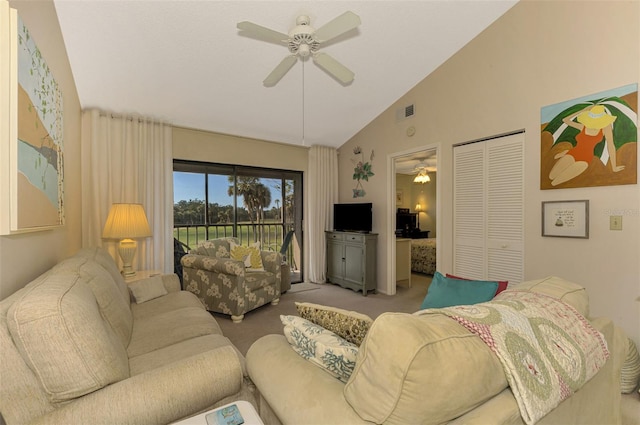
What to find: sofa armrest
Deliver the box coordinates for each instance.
[246,334,367,424]
[161,273,181,293]
[181,254,244,277]
[260,251,282,274]
[30,346,243,425]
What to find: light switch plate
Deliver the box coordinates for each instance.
[610,215,622,230]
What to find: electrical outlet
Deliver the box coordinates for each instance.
[610,215,622,230]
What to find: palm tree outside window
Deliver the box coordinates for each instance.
[173,160,303,282]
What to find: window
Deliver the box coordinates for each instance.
[173,160,303,282]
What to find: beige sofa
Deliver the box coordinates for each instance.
[246,277,627,425]
[0,247,255,425]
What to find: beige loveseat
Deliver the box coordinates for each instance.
[181,238,282,323]
[246,277,627,425]
[0,247,255,425]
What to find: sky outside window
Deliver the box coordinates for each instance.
[174,173,282,207]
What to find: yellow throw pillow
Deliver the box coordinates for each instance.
[230,241,265,272]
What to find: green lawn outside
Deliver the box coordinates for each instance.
[174,222,288,251]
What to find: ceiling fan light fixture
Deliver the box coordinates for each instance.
[298,43,310,57]
[413,169,430,184]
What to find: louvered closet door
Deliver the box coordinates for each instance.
[454,133,524,284]
[453,144,486,279]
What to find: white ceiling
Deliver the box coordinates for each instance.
[395,150,438,175]
[53,0,517,148]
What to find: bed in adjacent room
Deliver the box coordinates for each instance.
[411,238,436,275]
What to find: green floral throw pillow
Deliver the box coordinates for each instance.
[281,315,358,382]
[295,302,373,346]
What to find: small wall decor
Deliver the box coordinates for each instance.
[540,84,637,190]
[396,189,403,205]
[542,200,589,238]
[0,4,64,234]
[351,146,374,198]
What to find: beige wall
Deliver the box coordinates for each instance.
[173,127,309,172]
[0,0,82,299]
[395,174,414,210]
[172,126,311,276]
[339,0,640,346]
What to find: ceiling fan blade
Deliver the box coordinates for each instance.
[263,55,298,87]
[313,52,355,85]
[314,11,361,43]
[237,21,289,44]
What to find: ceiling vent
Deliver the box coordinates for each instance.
[396,104,415,122]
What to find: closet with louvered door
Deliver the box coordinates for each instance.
[453,132,525,284]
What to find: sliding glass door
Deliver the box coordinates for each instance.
[173,160,303,282]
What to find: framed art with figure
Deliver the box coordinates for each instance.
[540,84,637,190]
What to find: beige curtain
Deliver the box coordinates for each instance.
[81,109,174,273]
[307,145,338,283]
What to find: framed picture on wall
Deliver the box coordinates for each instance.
[540,84,637,190]
[542,200,589,238]
[0,3,65,235]
[396,189,403,205]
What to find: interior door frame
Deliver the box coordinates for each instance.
[386,143,441,295]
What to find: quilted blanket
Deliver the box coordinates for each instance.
[416,291,609,424]
[411,238,436,274]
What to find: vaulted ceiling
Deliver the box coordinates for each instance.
[53,1,517,148]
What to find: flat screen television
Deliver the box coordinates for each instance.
[333,202,373,233]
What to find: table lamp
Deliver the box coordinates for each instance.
[102,203,152,277]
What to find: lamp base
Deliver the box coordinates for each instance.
[118,238,138,277]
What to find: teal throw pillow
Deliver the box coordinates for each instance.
[420,271,499,310]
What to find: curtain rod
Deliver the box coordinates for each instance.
[94,110,166,124]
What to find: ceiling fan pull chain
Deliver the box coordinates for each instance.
[302,60,305,145]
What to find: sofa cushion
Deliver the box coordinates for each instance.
[344,312,507,424]
[56,256,134,347]
[127,307,222,357]
[7,270,130,403]
[128,275,169,304]
[295,302,373,346]
[445,273,509,296]
[192,238,235,258]
[281,315,359,382]
[501,276,589,316]
[420,271,498,309]
[129,334,245,376]
[73,247,130,303]
[130,290,212,321]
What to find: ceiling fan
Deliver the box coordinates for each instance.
[237,11,361,87]
[413,158,436,183]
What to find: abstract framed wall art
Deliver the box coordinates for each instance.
[1,3,64,235]
[540,84,637,190]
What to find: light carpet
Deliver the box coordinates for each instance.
[214,273,432,356]
[286,282,320,294]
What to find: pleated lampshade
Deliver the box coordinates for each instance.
[102,203,151,239]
